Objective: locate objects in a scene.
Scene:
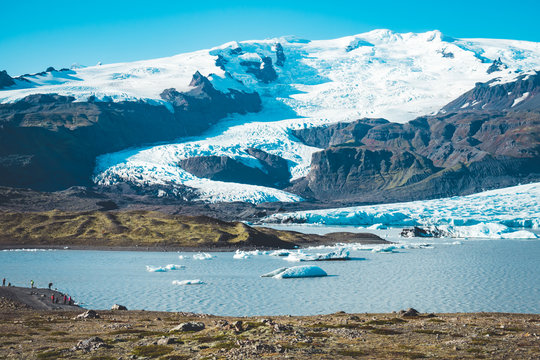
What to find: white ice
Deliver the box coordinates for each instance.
[193,252,214,260]
[64,30,540,204]
[264,183,540,239]
[172,279,205,285]
[261,265,328,278]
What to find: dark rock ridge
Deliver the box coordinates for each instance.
[289,74,540,204]
[0,70,15,89]
[0,72,262,191]
[240,57,278,83]
[486,57,508,74]
[178,148,291,188]
[275,43,286,66]
[441,71,539,112]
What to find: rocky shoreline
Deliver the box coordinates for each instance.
[1,288,539,359]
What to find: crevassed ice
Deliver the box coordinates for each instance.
[264,183,540,238]
[4,30,539,204]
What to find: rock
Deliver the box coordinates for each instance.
[111,304,128,311]
[157,337,177,345]
[75,310,100,319]
[170,321,205,332]
[275,43,286,66]
[0,70,15,89]
[72,336,111,352]
[486,57,508,74]
[273,323,293,333]
[401,308,420,317]
[232,320,244,332]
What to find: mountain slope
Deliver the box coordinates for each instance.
[1,30,540,203]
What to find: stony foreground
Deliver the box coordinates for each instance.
[1,298,539,359]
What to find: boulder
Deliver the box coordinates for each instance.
[111,304,128,311]
[170,321,205,332]
[72,336,110,352]
[400,308,420,317]
[75,310,100,319]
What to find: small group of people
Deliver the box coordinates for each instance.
[50,293,73,305]
[2,278,11,287]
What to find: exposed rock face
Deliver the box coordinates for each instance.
[170,322,205,332]
[441,71,539,112]
[290,78,540,204]
[0,70,15,89]
[178,149,291,188]
[160,71,261,116]
[240,57,278,83]
[0,72,262,191]
[486,57,508,74]
[275,43,286,67]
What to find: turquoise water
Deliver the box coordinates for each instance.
[1,228,539,316]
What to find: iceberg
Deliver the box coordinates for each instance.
[284,248,350,262]
[232,249,265,259]
[261,265,328,279]
[193,252,214,260]
[146,265,168,272]
[269,249,291,257]
[165,264,185,270]
[172,279,205,285]
[146,264,185,272]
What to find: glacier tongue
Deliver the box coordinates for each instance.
[5,30,539,203]
[263,183,540,238]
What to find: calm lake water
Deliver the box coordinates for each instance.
[1,225,539,316]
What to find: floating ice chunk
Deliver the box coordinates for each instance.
[146,265,168,272]
[193,253,214,260]
[368,224,387,230]
[178,255,185,260]
[146,264,185,272]
[269,249,291,257]
[261,265,328,279]
[284,248,350,262]
[165,264,185,270]
[172,279,205,285]
[233,250,265,259]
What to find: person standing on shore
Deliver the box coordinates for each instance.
[2,278,5,286]
[30,280,34,288]
[68,296,72,305]
[51,295,54,303]
[48,282,52,289]
[63,295,67,304]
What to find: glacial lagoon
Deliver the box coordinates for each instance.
[1,226,539,316]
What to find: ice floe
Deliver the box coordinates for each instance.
[193,253,214,260]
[172,279,205,285]
[145,264,185,272]
[261,265,328,279]
[232,250,267,259]
[283,248,350,262]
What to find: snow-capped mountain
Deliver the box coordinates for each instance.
[1,29,539,204]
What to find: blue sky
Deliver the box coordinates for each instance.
[1,0,539,75]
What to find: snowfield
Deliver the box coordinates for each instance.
[2,30,540,203]
[263,183,540,239]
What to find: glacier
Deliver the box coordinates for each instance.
[2,30,540,203]
[263,182,540,239]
